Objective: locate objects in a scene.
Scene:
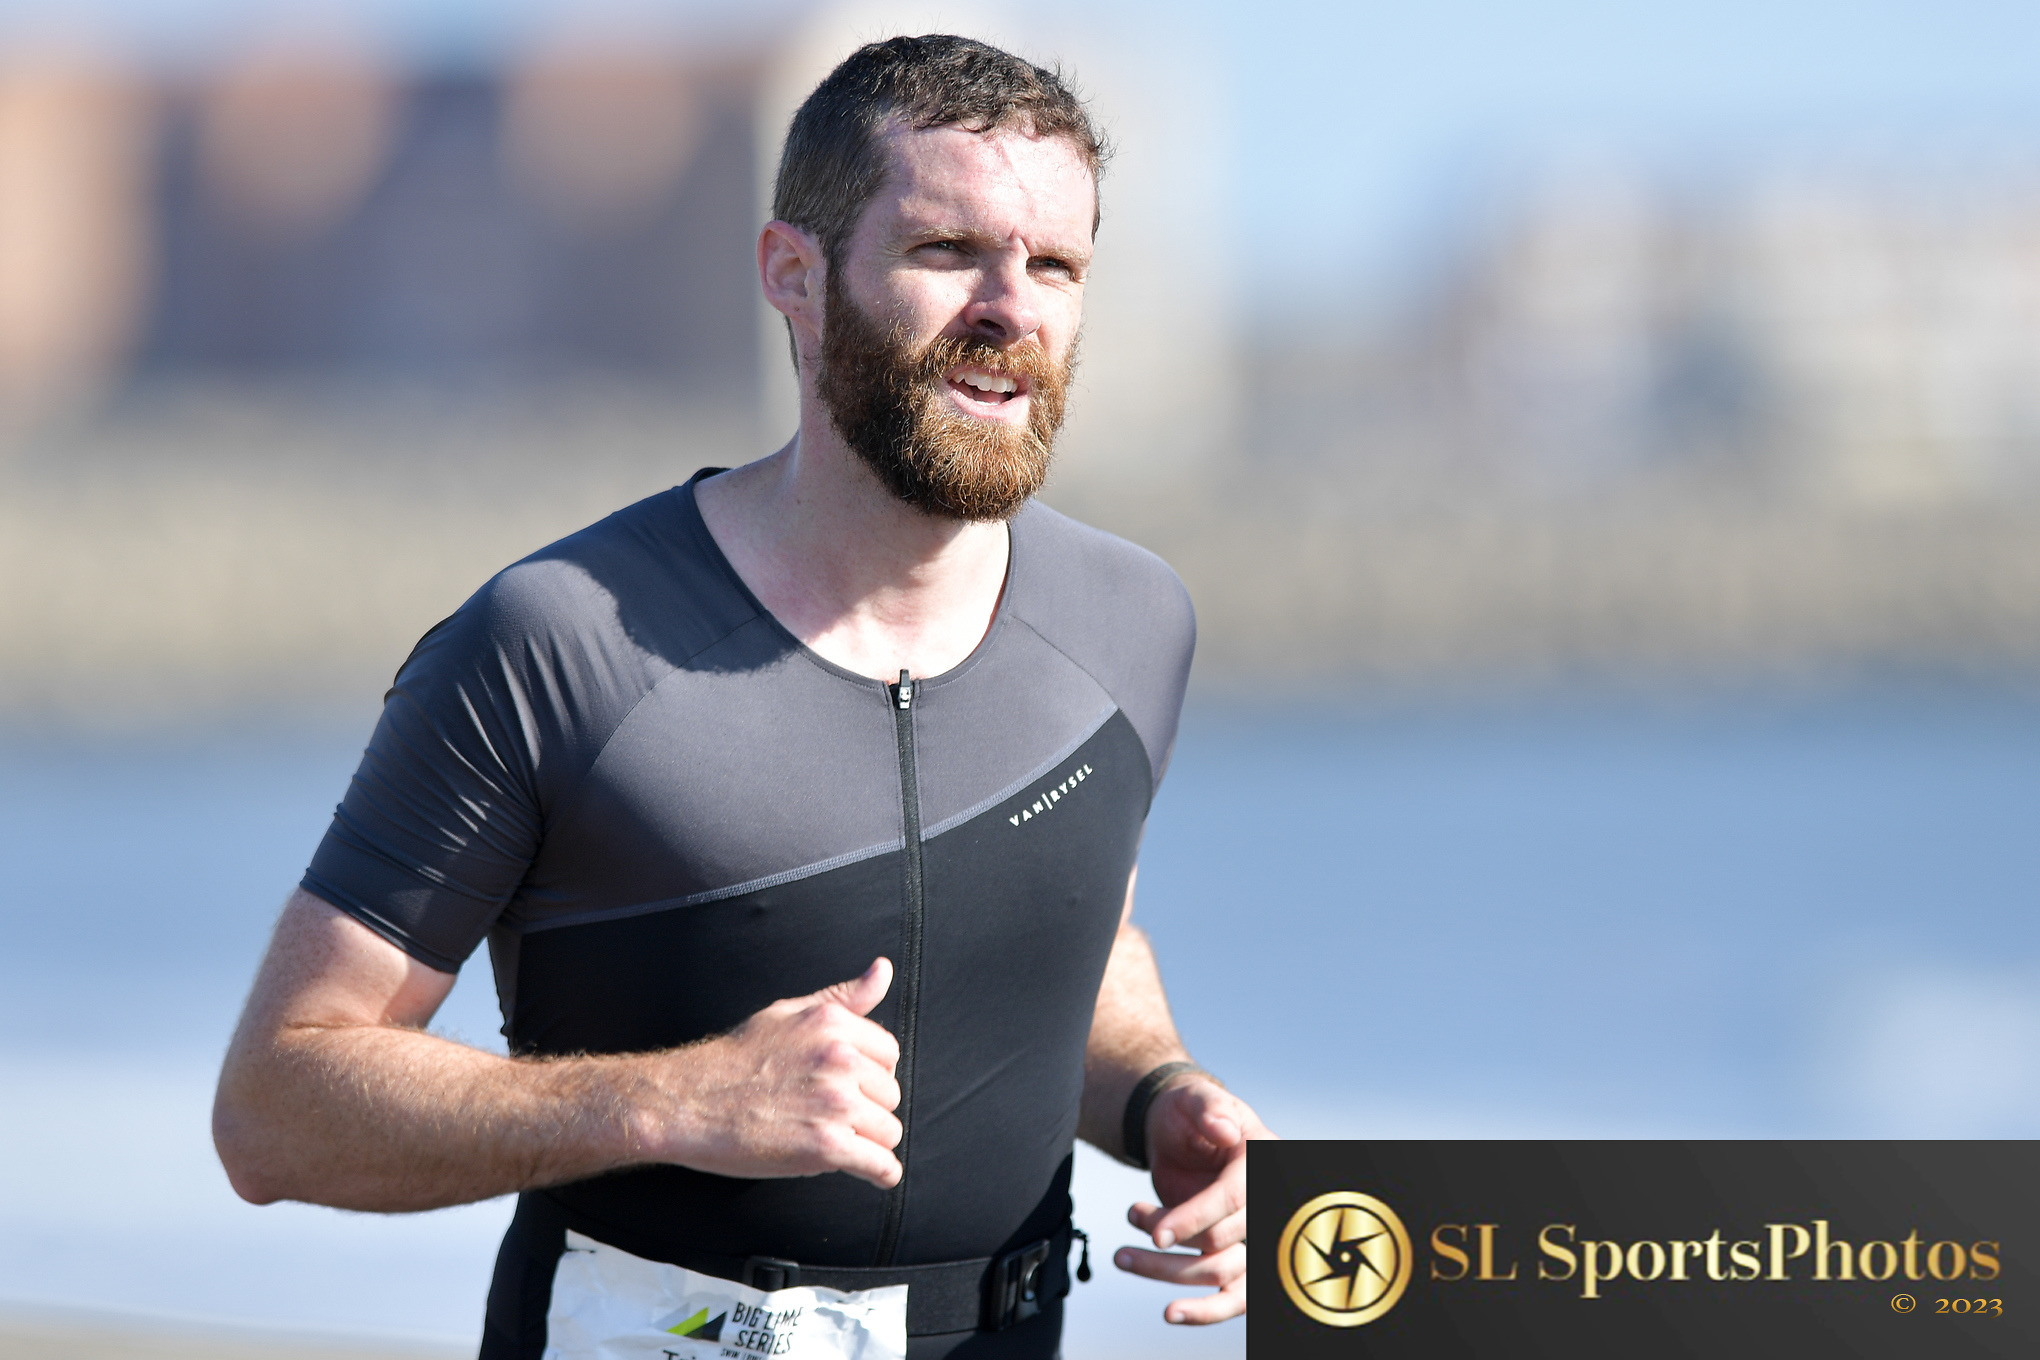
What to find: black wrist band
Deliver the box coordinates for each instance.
[1121,1061,1207,1170]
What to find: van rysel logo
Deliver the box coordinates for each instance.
[1278,1191,1415,1327]
[1009,763,1093,827]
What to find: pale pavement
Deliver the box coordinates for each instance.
[0,1309,462,1360]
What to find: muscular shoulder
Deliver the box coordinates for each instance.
[395,483,760,795]
[471,485,743,644]
[1006,500,1196,784]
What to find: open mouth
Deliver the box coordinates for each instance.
[943,365,1029,414]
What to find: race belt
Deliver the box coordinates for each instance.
[532,1191,1081,1335]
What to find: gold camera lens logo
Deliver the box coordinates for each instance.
[1276,1191,1414,1326]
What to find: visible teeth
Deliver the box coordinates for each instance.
[958,371,1018,394]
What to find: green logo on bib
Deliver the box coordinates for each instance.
[664,1306,726,1340]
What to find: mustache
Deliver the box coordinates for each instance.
[898,331,1059,385]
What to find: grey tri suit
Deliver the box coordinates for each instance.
[301,470,1195,1358]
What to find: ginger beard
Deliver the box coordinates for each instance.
[816,270,1072,522]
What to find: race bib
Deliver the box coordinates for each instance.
[543,1231,909,1360]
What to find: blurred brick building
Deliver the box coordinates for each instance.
[0,3,1239,490]
[147,46,763,396]
[0,45,154,418]
[0,34,766,412]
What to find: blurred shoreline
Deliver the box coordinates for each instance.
[7,387,2040,727]
[9,1,2040,734]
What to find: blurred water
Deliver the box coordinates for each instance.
[2,688,2037,1349]
[1143,691,2040,1144]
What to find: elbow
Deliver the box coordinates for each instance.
[211,1084,288,1205]
[213,1116,283,1205]
[225,1169,284,1207]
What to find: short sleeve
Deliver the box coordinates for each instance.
[302,602,545,973]
[1005,503,1197,795]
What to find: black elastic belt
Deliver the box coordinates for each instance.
[528,1192,1075,1335]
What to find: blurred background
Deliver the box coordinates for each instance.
[4,0,2039,1355]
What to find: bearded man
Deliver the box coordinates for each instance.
[214,34,1270,1360]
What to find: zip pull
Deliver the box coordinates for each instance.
[894,668,914,710]
[1073,1228,1091,1283]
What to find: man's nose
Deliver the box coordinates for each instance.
[962,256,1041,345]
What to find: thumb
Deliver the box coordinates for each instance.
[1185,1087,1242,1149]
[813,956,893,1016]
[1201,1107,1244,1148]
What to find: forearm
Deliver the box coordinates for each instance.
[216,893,904,1210]
[1078,898,1266,1327]
[1078,920,1194,1159]
[214,1021,653,1212]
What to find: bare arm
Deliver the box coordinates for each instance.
[1078,873,1191,1156]
[213,889,903,1211]
[1080,869,1274,1325]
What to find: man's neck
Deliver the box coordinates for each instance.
[694,421,1013,683]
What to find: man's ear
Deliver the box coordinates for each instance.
[759,220,825,369]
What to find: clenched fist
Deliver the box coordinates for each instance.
[632,957,905,1188]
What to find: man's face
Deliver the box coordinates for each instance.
[817,123,1095,521]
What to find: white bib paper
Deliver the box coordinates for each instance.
[543,1231,909,1360]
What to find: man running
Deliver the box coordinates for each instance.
[215,34,1270,1360]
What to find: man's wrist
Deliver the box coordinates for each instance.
[538,1047,687,1174]
[1121,1060,1209,1170]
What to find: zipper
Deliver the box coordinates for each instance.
[877,667,923,1265]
